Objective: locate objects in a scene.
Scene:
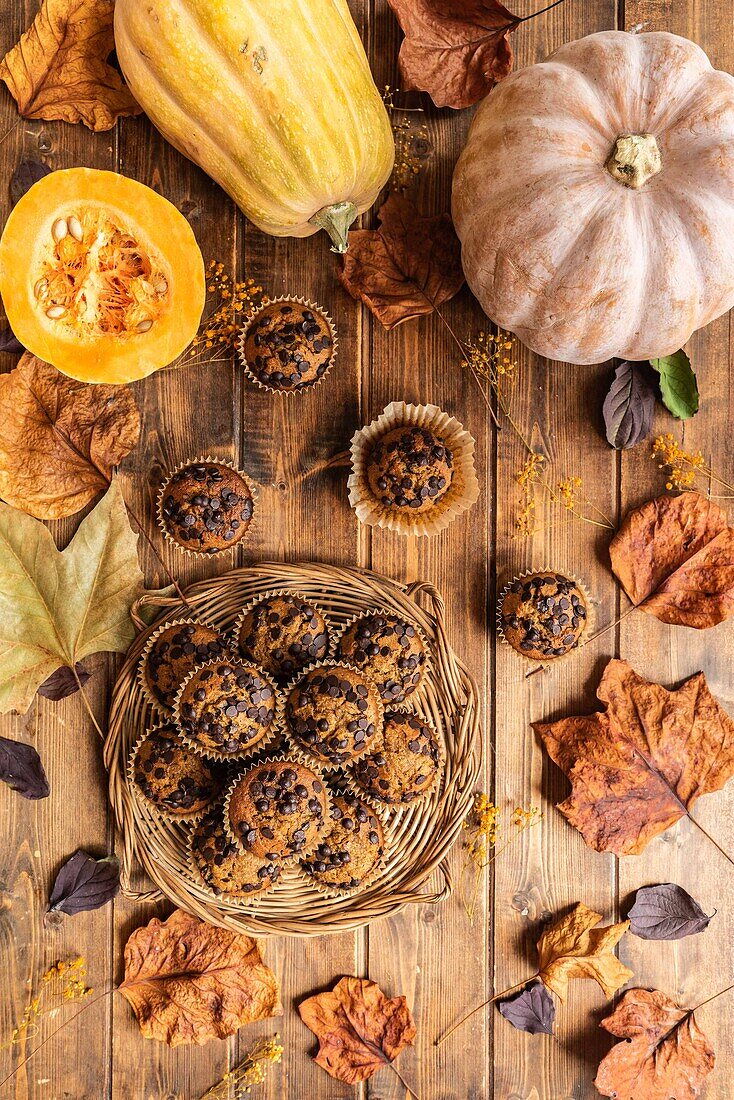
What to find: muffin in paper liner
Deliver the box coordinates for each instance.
[156,454,258,559]
[237,295,338,396]
[348,401,480,537]
[173,656,283,764]
[127,722,222,826]
[281,659,385,773]
[496,568,596,668]
[333,605,432,705]
[350,704,446,810]
[186,800,283,905]
[223,751,333,864]
[231,588,333,682]
[137,615,235,719]
[296,776,391,900]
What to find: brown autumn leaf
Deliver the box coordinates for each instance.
[0,0,141,131]
[298,976,416,1086]
[535,658,734,856]
[594,988,715,1100]
[610,491,734,628]
[338,193,464,330]
[536,902,633,1004]
[0,353,140,520]
[119,909,282,1047]
[386,0,519,109]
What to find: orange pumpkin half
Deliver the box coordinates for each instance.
[0,168,205,384]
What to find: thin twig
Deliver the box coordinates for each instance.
[689,816,734,869]
[74,673,105,741]
[434,976,537,1046]
[123,499,188,606]
[516,0,567,23]
[389,1060,420,1099]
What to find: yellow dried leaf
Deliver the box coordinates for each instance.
[537,902,633,1004]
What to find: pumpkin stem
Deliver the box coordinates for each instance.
[309,201,358,253]
[606,133,662,189]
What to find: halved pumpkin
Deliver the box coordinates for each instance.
[0,168,205,384]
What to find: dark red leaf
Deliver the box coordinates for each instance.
[628,883,714,941]
[0,328,24,354]
[37,662,91,701]
[10,159,52,206]
[498,982,555,1034]
[48,849,120,915]
[0,734,50,799]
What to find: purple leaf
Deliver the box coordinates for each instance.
[0,328,24,354]
[498,982,555,1035]
[0,735,50,800]
[10,159,52,206]
[48,849,120,916]
[37,663,91,702]
[603,361,656,449]
[628,883,714,940]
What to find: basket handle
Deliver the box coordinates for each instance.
[131,590,180,632]
[404,580,446,628]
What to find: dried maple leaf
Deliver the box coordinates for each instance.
[119,909,282,1047]
[594,988,715,1100]
[299,976,416,1087]
[338,193,464,329]
[535,658,734,856]
[610,491,734,628]
[536,902,632,1004]
[0,353,141,520]
[0,0,141,131]
[387,0,519,109]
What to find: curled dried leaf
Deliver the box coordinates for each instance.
[536,902,632,1004]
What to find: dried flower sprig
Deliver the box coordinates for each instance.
[184,260,265,368]
[10,957,92,1045]
[200,1036,284,1099]
[383,86,431,192]
[652,433,734,496]
[460,794,543,923]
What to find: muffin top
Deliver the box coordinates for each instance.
[301,792,385,892]
[133,725,219,816]
[177,660,277,758]
[285,664,382,767]
[498,572,589,662]
[227,760,329,860]
[159,461,254,554]
[191,807,281,898]
[236,593,330,680]
[353,711,441,805]
[367,426,453,513]
[337,612,426,703]
[242,300,334,391]
[141,620,230,712]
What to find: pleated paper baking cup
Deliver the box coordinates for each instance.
[173,656,283,765]
[231,587,333,680]
[496,569,596,669]
[282,659,386,773]
[156,455,258,559]
[137,615,234,719]
[348,401,480,537]
[333,605,432,706]
[237,296,338,396]
[223,752,333,864]
[127,723,221,826]
[350,704,446,810]
[186,801,283,907]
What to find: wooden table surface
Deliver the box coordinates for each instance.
[2,0,734,1098]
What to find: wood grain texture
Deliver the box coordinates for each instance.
[1,0,734,1097]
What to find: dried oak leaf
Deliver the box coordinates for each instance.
[536,902,632,1004]
[0,353,141,520]
[535,658,734,856]
[338,193,464,329]
[594,988,715,1100]
[386,0,518,109]
[299,976,416,1086]
[119,909,282,1047]
[609,491,734,628]
[0,0,141,131]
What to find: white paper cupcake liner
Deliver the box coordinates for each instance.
[127,723,221,826]
[156,454,258,559]
[333,605,432,706]
[231,587,334,680]
[496,568,596,669]
[237,295,338,396]
[137,614,234,719]
[350,703,446,810]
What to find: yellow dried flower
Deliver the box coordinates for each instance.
[188,261,265,363]
[460,795,543,923]
[651,433,705,491]
[200,1036,284,1099]
[12,957,91,1044]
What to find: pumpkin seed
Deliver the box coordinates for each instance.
[154,277,168,296]
[67,216,83,242]
[46,305,67,319]
[34,278,49,301]
[51,218,68,243]
[136,319,154,333]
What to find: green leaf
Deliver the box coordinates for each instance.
[650,350,699,420]
[0,480,146,714]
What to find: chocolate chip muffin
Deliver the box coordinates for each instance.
[140,620,230,713]
[498,572,589,662]
[227,760,329,860]
[177,660,278,758]
[241,299,334,391]
[353,711,441,805]
[132,725,219,816]
[337,612,426,703]
[285,664,383,767]
[367,426,454,512]
[301,792,385,892]
[236,594,330,680]
[191,807,281,898]
[158,461,254,554]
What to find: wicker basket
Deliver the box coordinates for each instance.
[105,561,481,937]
